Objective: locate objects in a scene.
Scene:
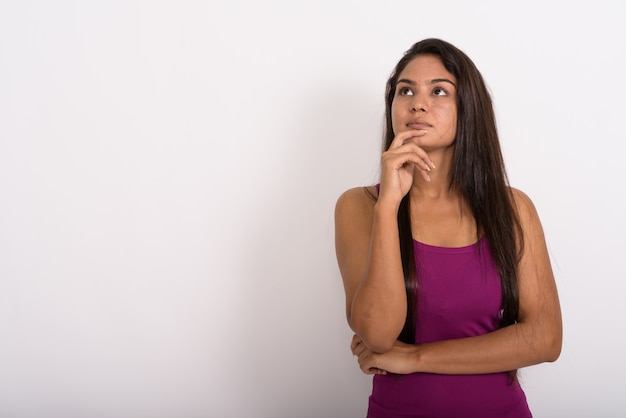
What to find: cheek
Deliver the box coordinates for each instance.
[390,103,402,133]
[436,104,457,132]
[449,113,458,133]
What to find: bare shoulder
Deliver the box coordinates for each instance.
[335,186,378,219]
[509,187,541,224]
[508,187,547,248]
[335,186,378,251]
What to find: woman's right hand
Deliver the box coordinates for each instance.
[378,130,435,207]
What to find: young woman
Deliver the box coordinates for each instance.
[334,39,562,417]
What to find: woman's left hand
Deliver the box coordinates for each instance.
[351,334,419,375]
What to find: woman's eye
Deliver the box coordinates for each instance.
[433,87,447,96]
[398,87,413,96]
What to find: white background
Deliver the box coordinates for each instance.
[1,1,625,417]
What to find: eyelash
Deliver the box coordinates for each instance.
[397,86,449,96]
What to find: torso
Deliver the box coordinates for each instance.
[365,188,531,418]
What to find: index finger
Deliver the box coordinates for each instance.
[351,334,362,354]
[388,129,428,151]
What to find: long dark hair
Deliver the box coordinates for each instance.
[383,39,523,346]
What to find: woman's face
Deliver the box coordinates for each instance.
[391,54,458,152]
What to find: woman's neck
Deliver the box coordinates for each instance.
[410,146,455,199]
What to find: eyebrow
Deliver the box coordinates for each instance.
[397,78,457,88]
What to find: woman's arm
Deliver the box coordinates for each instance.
[352,188,562,374]
[335,187,407,353]
[335,130,435,353]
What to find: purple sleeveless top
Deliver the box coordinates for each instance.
[367,187,532,417]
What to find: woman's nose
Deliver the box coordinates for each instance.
[410,93,428,112]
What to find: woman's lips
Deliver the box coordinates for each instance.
[407,122,431,130]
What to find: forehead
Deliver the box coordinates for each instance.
[398,54,456,84]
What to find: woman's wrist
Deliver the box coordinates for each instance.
[407,344,422,374]
[373,199,401,216]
